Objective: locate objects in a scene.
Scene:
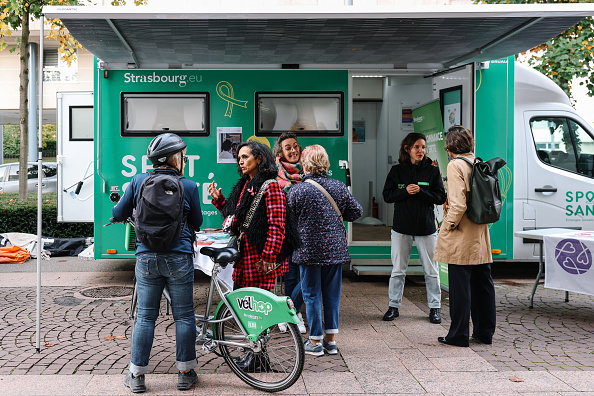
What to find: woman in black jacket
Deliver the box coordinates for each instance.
[382,132,446,323]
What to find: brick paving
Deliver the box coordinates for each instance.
[402,276,594,372]
[0,275,347,376]
[1,270,594,379]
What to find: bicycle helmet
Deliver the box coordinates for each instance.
[147,133,187,165]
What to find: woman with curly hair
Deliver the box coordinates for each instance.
[208,141,298,290]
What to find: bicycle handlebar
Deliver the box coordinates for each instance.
[103,217,135,228]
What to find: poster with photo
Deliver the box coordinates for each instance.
[353,119,366,143]
[217,127,242,163]
[440,86,462,131]
[401,106,414,132]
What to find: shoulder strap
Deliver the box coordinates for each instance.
[242,179,274,229]
[458,156,474,167]
[305,179,346,230]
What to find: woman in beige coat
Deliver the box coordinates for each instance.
[434,125,496,347]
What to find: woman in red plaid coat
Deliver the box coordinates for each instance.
[208,141,299,290]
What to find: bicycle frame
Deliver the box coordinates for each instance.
[197,263,299,345]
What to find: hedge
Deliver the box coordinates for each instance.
[0,193,93,238]
[2,124,57,158]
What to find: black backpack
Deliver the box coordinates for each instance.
[458,157,507,225]
[135,172,187,252]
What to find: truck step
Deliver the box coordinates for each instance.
[351,263,425,276]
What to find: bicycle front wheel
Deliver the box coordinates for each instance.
[215,304,305,392]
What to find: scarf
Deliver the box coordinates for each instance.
[276,159,304,193]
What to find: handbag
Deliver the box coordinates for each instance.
[305,179,347,239]
[222,214,235,233]
[226,234,239,250]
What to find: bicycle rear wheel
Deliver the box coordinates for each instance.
[215,304,304,392]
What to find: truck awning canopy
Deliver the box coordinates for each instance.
[42,4,594,71]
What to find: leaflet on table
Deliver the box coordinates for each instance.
[195,231,230,245]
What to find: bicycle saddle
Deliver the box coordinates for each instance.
[200,247,239,265]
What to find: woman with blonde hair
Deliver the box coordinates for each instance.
[287,145,362,356]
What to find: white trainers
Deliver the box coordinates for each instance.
[278,322,288,332]
[297,313,307,334]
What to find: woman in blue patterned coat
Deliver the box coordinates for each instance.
[287,145,362,356]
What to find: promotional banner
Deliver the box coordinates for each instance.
[413,100,449,288]
[544,231,594,296]
[413,100,447,190]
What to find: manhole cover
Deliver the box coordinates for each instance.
[80,286,134,299]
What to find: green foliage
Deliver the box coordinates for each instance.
[0,193,93,237]
[1,0,148,57]
[2,125,19,157]
[475,0,594,100]
[2,124,57,157]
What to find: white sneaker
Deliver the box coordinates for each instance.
[278,322,288,332]
[297,313,307,334]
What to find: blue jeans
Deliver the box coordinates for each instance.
[388,230,441,309]
[285,256,304,312]
[130,253,197,375]
[300,264,342,341]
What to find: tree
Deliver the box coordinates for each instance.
[0,0,146,200]
[475,0,594,102]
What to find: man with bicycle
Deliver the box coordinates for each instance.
[112,133,203,393]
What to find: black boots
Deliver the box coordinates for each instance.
[429,308,442,324]
[383,307,441,323]
[382,307,399,321]
[438,336,469,347]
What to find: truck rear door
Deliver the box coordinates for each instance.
[57,91,94,222]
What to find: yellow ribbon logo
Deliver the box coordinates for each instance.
[216,81,248,118]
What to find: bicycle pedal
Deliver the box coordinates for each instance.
[196,335,207,346]
[202,340,218,352]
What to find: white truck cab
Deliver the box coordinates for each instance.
[514,63,594,260]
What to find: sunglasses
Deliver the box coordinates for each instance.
[183,155,188,164]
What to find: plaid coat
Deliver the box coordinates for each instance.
[213,179,288,290]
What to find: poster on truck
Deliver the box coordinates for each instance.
[413,100,449,288]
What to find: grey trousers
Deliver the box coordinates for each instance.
[388,230,441,309]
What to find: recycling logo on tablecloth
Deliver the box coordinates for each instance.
[554,238,593,275]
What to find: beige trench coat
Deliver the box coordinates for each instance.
[433,152,492,265]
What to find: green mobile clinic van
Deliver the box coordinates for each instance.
[45,4,594,276]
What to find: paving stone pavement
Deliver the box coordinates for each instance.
[402,277,594,372]
[0,273,348,376]
[2,266,594,394]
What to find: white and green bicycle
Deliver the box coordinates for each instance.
[196,246,305,392]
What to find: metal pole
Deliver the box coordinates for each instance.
[0,125,4,165]
[36,15,44,353]
[28,42,38,162]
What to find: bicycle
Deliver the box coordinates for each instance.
[197,246,305,392]
[105,218,305,392]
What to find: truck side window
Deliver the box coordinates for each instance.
[569,119,594,177]
[121,92,210,137]
[530,117,594,177]
[255,91,344,136]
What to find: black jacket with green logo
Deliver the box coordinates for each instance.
[382,158,446,236]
